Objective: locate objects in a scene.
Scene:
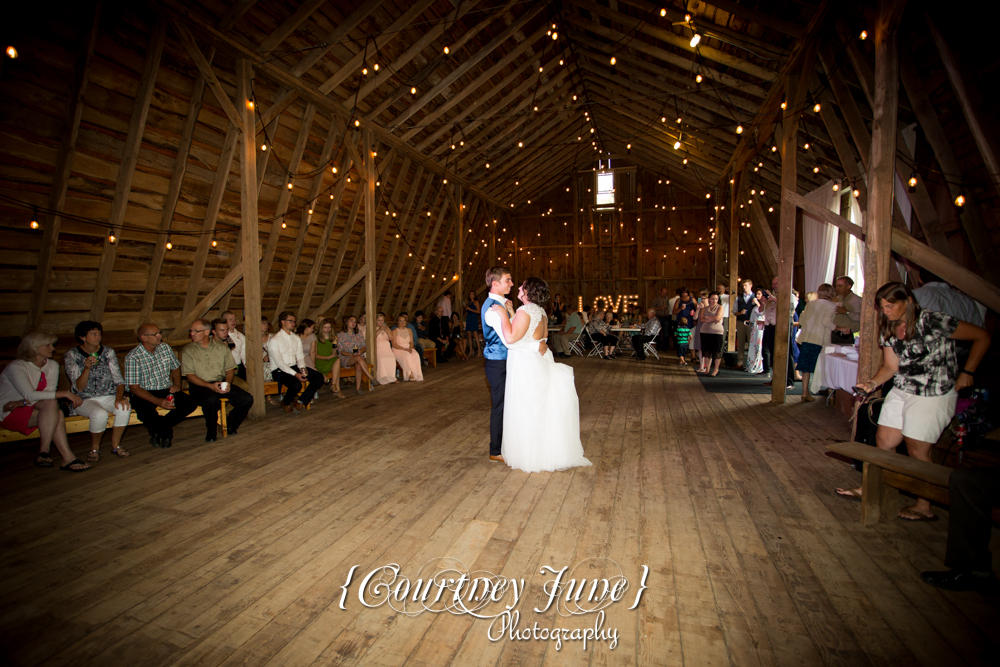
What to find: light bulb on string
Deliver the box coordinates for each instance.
[955,193,966,207]
[260,143,267,151]
[813,102,821,112]
[832,182,839,192]
[860,30,868,40]
[166,238,173,250]
[908,173,917,192]
[211,234,217,248]
[690,33,701,47]
[410,87,417,94]
[443,46,450,55]
[373,63,379,71]
[695,73,703,83]
[610,55,616,65]
[5,46,17,59]
[736,125,743,134]
[29,209,39,230]
[108,229,116,244]
[853,189,860,198]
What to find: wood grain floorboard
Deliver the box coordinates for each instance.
[1,358,998,666]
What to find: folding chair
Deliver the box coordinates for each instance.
[643,340,660,360]
[583,328,604,357]
[566,332,586,357]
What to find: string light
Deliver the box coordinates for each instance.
[211,234,217,248]
[813,166,820,173]
[443,46,450,54]
[813,102,821,113]
[660,8,666,16]
[373,63,379,71]
[166,238,173,250]
[410,87,417,94]
[108,229,116,244]
[955,193,966,207]
[5,46,17,59]
[736,125,744,134]
[853,189,860,198]
[695,73,703,83]
[287,182,293,190]
[362,67,368,75]
[260,143,268,151]
[689,33,701,47]
[860,30,868,40]
[246,99,253,109]
[908,172,917,192]
[832,182,840,192]
[780,101,787,110]
[29,209,39,230]
[610,55,617,65]
[354,119,360,127]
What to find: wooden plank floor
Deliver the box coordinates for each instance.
[1,357,998,666]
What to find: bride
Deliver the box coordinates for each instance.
[490,277,592,473]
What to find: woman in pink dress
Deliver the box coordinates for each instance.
[374,313,397,385]
[391,315,423,382]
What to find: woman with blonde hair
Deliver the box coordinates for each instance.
[391,314,423,382]
[796,283,838,401]
[315,317,345,398]
[0,332,87,470]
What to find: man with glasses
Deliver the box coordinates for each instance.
[267,311,324,413]
[181,318,253,441]
[124,323,197,448]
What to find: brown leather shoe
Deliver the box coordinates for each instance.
[489,455,505,463]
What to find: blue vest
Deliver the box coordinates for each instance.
[482,297,508,360]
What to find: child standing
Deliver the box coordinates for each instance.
[675,316,692,365]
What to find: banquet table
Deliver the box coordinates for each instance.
[824,347,859,393]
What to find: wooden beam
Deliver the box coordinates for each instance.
[274,117,343,320]
[237,57,265,420]
[183,124,240,314]
[375,162,422,300]
[341,133,367,181]
[858,0,905,387]
[700,0,805,37]
[455,184,464,304]
[890,232,1000,316]
[309,265,371,320]
[90,20,166,321]
[256,0,326,55]
[297,154,355,318]
[140,46,213,326]
[217,0,258,31]
[319,189,364,310]
[290,0,398,78]
[568,0,777,81]
[772,36,820,404]
[784,191,863,239]
[899,46,1000,282]
[927,17,1000,202]
[159,0,506,209]
[259,103,316,292]
[819,44,871,171]
[749,199,780,270]
[407,195,452,313]
[727,170,741,351]
[166,262,243,341]
[255,88,295,135]
[817,89,868,211]
[25,2,100,334]
[393,187,445,314]
[173,21,244,132]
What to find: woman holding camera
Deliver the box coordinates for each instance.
[836,282,990,520]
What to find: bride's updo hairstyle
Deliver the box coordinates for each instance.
[521,277,550,307]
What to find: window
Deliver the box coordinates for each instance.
[596,171,614,207]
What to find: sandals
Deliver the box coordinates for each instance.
[898,507,938,521]
[334,391,346,399]
[60,458,90,472]
[35,452,54,468]
[835,488,862,502]
[87,449,101,462]
[112,447,131,458]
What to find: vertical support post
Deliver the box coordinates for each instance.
[572,176,581,300]
[456,184,464,302]
[727,170,741,352]
[859,0,903,385]
[363,130,377,365]
[237,58,264,419]
[637,183,644,304]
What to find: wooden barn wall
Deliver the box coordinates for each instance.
[0,5,508,346]
[510,165,761,311]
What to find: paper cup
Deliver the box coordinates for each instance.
[220,381,229,391]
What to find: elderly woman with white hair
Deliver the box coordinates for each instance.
[0,332,87,471]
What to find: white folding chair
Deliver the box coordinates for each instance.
[643,340,660,360]
[583,329,604,357]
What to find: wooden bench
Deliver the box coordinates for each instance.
[423,348,436,368]
[828,441,953,525]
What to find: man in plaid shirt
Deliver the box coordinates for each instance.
[632,308,663,360]
[124,323,197,448]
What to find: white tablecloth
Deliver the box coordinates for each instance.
[824,353,859,393]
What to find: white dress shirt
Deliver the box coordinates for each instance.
[482,292,509,344]
[228,328,246,366]
[718,293,730,318]
[267,328,305,376]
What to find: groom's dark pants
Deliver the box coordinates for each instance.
[484,358,506,457]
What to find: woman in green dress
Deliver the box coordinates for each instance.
[316,318,345,398]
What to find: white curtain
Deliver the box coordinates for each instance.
[847,195,865,296]
[802,180,839,293]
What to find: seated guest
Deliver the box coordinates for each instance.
[315,318,345,398]
[268,312,324,412]
[921,467,1000,592]
[391,314,424,382]
[374,312,397,385]
[210,318,243,386]
[0,332,87,471]
[297,318,318,369]
[429,307,453,362]
[450,312,468,360]
[64,320,132,461]
[632,308,663,361]
[124,323,198,448]
[221,310,247,379]
[550,301,584,357]
[338,315,376,394]
[394,311,424,363]
[796,284,837,402]
[588,309,618,360]
[182,318,253,441]
[413,311,435,364]
[261,316,280,406]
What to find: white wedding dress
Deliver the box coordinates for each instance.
[501,303,592,473]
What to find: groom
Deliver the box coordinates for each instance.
[482,266,515,462]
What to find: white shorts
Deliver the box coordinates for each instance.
[877,387,957,443]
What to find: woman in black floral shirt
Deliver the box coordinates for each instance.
[836,282,990,520]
